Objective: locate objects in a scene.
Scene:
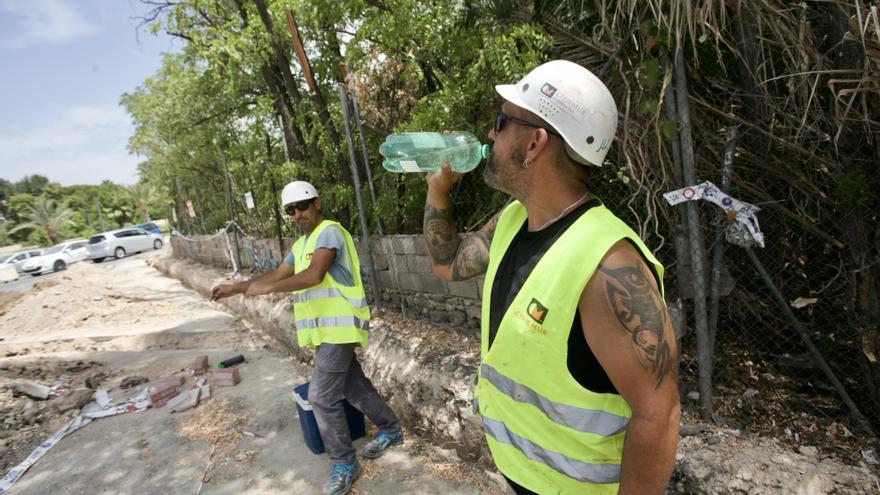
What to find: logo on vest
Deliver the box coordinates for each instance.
[527,298,548,324]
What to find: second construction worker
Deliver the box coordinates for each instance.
[211,180,402,495]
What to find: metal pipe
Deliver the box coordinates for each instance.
[337,83,382,314]
[344,63,384,235]
[674,45,713,419]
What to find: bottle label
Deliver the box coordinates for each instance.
[399,160,421,172]
[409,133,446,149]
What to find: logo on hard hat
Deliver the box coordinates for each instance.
[540,83,557,98]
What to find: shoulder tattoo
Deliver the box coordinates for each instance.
[599,263,676,389]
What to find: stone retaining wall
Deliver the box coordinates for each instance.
[170,233,484,337]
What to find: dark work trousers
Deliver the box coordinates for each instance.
[309,342,401,464]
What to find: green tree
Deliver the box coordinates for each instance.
[13,175,50,195]
[126,181,161,222]
[6,193,36,226]
[8,197,76,245]
[0,178,12,218]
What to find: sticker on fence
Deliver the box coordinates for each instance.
[663,181,765,248]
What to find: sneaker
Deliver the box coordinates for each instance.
[322,461,360,495]
[361,428,404,459]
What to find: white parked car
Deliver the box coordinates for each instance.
[21,240,89,276]
[87,228,164,262]
[0,249,44,274]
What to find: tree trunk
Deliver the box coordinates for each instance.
[827,3,880,426]
[260,66,306,162]
[252,0,353,190]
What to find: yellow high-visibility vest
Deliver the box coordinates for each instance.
[292,220,370,349]
[476,200,665,494]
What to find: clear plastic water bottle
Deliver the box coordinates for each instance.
[379,132,490,173]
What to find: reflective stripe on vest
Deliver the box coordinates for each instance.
[482,416,621,484]
[481,364,629,436]
[293,287,368,309]
[294,315,370,331]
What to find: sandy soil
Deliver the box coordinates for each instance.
[0,254,503,494]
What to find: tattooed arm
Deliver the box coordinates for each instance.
[424,164,499,281]
[579,239,680,495]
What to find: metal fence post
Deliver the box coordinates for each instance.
[673,45,713,420]
[337,83,382,314]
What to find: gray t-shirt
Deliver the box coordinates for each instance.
[284,225,354,287]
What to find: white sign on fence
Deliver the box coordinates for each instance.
[245,192,255,209]
[186,200,196,218]
[663,181,765,247]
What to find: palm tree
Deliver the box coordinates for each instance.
[126,182,158,223]
[8,198,76,245]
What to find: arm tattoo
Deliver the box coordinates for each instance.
[600,263,675,389]
[424,203,460,265]
[451,231,491,280]
[451,212,499,280]
[424,205,498,280]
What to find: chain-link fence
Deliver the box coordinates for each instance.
[587,158,878,461]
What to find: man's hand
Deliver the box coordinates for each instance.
[211,283,240,301]
[426,162,462,196]
[245,281,273,297]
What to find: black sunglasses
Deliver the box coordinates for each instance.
[495,111,561,138]
[284,198,314,215]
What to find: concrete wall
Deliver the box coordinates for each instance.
[170,233,484,337]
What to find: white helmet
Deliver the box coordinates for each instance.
[495,60,618,166]
[281,180,318,206]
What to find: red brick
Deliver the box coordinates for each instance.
[210,368,240,387]
[191,355,209,374]
[148,383,179,403]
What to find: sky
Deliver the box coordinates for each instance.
[0,0,179,186]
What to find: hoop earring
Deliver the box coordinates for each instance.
[521,158,531,169]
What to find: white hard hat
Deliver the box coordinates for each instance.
[281,180,318,206]
[495,60,618,166]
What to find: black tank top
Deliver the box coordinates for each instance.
[487,198,618,393]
